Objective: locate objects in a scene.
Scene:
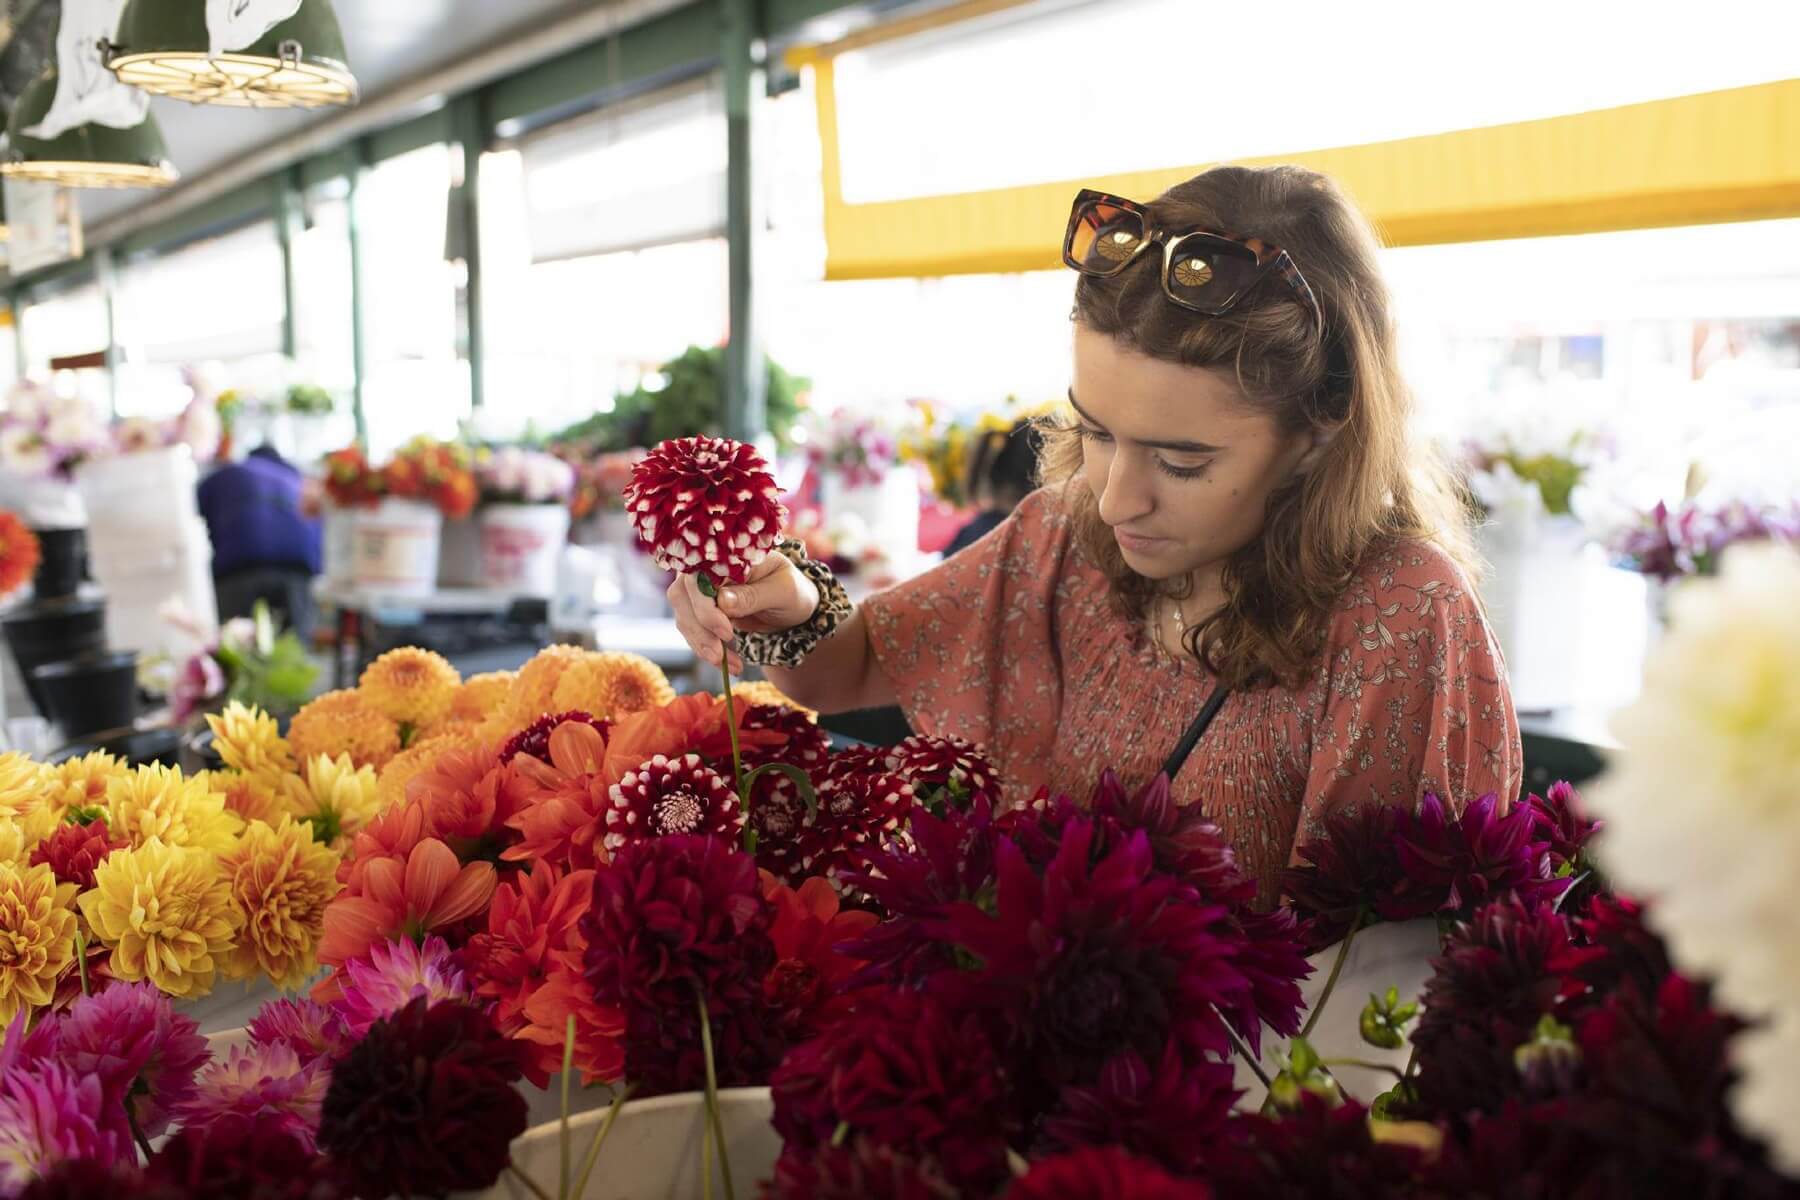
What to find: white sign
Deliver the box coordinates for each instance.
[26,0,150,140]
[207,0,305,57]
[3,179,82,276]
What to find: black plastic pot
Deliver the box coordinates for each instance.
[50,725,179,769]
[1,594,108,714]
[30,651,139,739]
[30,526,87,600]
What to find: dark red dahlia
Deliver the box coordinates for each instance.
[761,1139,962,1200]
[1205,1094,1426,1196]
[1009,1146,1213,1200]
[747,770,816,885]
[1408,898,1571,1120]
[317,998,527,1199]
[742,704,831,775]
[602,752,743,852]
[1088,770,1255,903]
[625,435,786,582]
[17,1160,148,1200]
[798,752,917,887]
[1040,1045,1237,1176]
[1550,894,1672,1009]
[769,988,1013,1194]
[1282,803,1408,952]
[884,734,1000,811]
[1526,780,1603,912]
[1389,792,1567,919]
[581,834,780,1092]
[29,816,126,890]
[145,1113,343,1200]
[499,710,610,764]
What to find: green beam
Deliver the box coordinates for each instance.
[451,93,486,411]
[276,168,303,360]
[95,248,119,418]
[720,0,763,441]
[112,177,280,261]
[347,139,371,446]
[9,289,26,380]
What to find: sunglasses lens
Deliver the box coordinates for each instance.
[1070,201,1145,275]
[1164,237,1257,311]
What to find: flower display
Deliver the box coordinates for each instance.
[602,752,743,851]
[805,408,900,489]
[1608,497,1800,581]
[317,998,528,1199]
[79,838,243,997]
[31,982,208,1139]
[474,445,577,505]
[0,512,41,600]
[177,1042,329,1151]
[322,445,384,509]
[331,934,475,1037]
[549,650,677,720]
[383,437,478,520]
[104,765,243,853]
[218,816,341,989]
[568,448,644,520]
[624,434,786,582]
[287,690,402,770]
[357,646,461,732]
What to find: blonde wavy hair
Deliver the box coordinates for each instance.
[1039,164,1477,689]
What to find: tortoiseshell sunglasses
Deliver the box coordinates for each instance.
[1063,188,1324,329]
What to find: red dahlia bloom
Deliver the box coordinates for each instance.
[797,749,916,888]
[624,435,786,582]
[603,753,743,852]
[30,817,126,890]
[1281,803,1408,952]
[500,709,611,765]
[143,1112,344,1200]
[1040,1044,1238,1177]
[1390,792,1568,918]
[763,1139,962,1200]
[884,735,1000,809]
[1009,1146,1213,1200]
[760,873,877,1040]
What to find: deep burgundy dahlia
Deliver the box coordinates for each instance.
[602,753,743,852]
[16,1159,148,1200]
[1282,803,1408,952]
[1389,792,1568,919]
[145,1113,344,1200]
[741,704,831,775]
[29,817,127,891]
[1088,770,1255,903]
[499,710,610,765]
[1009,1146,1213,1200]
[1205,1094,1427,1196]
[769,988,1013,1194]
[1550,894,1672,1008]
[625,435,786,582]
[316,998,527,1199]
[798,752,917,887]
[760,1139,962,1200]
[1039,1045,1238,1176]
[747,770,816,886]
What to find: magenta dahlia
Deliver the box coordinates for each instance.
[1009,1146,1213,1200]
[0,1063,131,1193]
[762,1139,962,1200]
[247,998,354,1067]
[15,1159,147,1200]
[769,988,1013,1194]
[39,981,209,1139]
[624,435,786,582]
[331,934,477,1037]
[29,817,126,890]
[147,1112,343,1200]
[1282,802,1409,952]
[1040,1044,1237,1176]
[177,1041,329,1151]
[1390,792,1567,918]
[603,753,744,852]
[1088,770,1256,903]
[317,997,528,1199]
[500,710,611,765]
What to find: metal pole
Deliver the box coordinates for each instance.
[347,140,371,446]
[7,289,25,380]
[95,248,119,419]
[276,167,303,361]
[454,93,487,411]
[721,0,764,442]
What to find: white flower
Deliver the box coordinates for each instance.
[0,427,51,477]
[1588,542,1800,1170]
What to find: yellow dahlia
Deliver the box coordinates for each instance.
[78,837,242,998]
[552,651,677,719]
[376,733,458,812]
[199,769,288,827]
[0,808,59,867]
[206,701,298,779]
[725,679,816,718]
[106,764,244,853]
[282,754,382,849]
[451,671,515,725]
[288,690,401,770]
[219,816,342,989]
[359,647,461,730]
[0,859,77,1025]
[0,751,49,822]
[508,644,590,724]
[40,750,126,821]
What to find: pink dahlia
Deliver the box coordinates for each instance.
[332,934,477,1037]
[176,1041,329,1151]
[1390,792,1567,918]
[38,981,208,1139]
[624,435,786,583]
[602,753,743,852]
[247,998,354,1067]
[0,1063,132,1192]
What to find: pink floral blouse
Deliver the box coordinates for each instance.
[862,488,1522,899]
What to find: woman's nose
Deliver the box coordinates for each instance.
[1095,448,1153,527]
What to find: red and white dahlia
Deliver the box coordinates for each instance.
[603,753,745,851]
[624,435,786,583]
[885,735,1000,803]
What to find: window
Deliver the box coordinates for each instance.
[291,177,356,406]
[19,282,110,418]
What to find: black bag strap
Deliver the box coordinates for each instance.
[1161,684,1230,782]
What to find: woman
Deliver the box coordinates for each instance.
[670,164,1520,898]
[943,418,1042,558]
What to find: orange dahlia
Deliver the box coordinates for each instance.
[507,645,589,725]
[200,769,288,826]
[408,744,523,865]
[377,732,458,812]
[729,679,816,718]
[551,651,677,720]
[451,671,515,725]
[288,690,401,770]
[502,720,614,871]
[0,512,41,600]
[358,647,461,731]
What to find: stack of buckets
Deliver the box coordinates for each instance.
[0,527,140,740]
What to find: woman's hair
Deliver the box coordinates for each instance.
[964,420,1041,511]
[1038,163,1476,689]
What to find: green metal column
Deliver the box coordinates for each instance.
[7,289,25,380]
[721,0,764,442]
[451,93,487,411]
[347,139,371,446]
[276,167,303,360]
[95,248,119,418]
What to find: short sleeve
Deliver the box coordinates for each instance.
[860,489,1070,761]
[1300,541,1522,830]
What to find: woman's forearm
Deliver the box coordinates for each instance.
[762,609,895,714]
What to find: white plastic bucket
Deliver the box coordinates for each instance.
[351,499,443,595]
[479,503,571,596]
[321,505,357,586]
[438,517,484,588]
[75,446,201,532]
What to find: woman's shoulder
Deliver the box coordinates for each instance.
[1329,536,1486,636]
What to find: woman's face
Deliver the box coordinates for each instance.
[1071,324,1315,584]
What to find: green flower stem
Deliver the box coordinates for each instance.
[74,928,89,997]
[123,1095,153,1162]
[695,984,736,1200]
[572,1082,636,1200]
[1300,915,1364,1041]
[1223,1021,1273,1091]
[1322,1058,1407,1080]
[720,647,747,840]
[559,1015,575,1200]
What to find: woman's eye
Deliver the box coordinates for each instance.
[1155,458,1211,481]
[1077,426,1112,444]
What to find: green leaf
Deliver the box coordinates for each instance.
[696,574,719,600]
[1287,1036,1320,1078]
[738,762,818,820]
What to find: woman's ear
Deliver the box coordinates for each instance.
[1292,423,1343,476]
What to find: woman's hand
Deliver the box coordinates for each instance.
[667,550,821,674]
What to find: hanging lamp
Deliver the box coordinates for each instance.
[106,0,357,108]
[1,66,179,188]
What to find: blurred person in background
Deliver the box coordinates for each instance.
[198,444,322,640]
[945,419,1042,557]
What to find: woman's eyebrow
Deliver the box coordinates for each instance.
[1067,389,1225,454]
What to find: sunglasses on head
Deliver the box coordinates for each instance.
[1063,188,1324,329]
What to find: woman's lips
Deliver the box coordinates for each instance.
[1113,529,1169,554]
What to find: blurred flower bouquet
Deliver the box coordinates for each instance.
[0,512,41,601]
[1608,497,1800,582]
[385,436,478,520]
[474,446,577,507]
[805,408,899,489]
[567,448,645,521]
[162,601,319,725]
[0,381,107,481]
[318,445,384,510]
[901,397,1054,507]
[1454,393,1613,522]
